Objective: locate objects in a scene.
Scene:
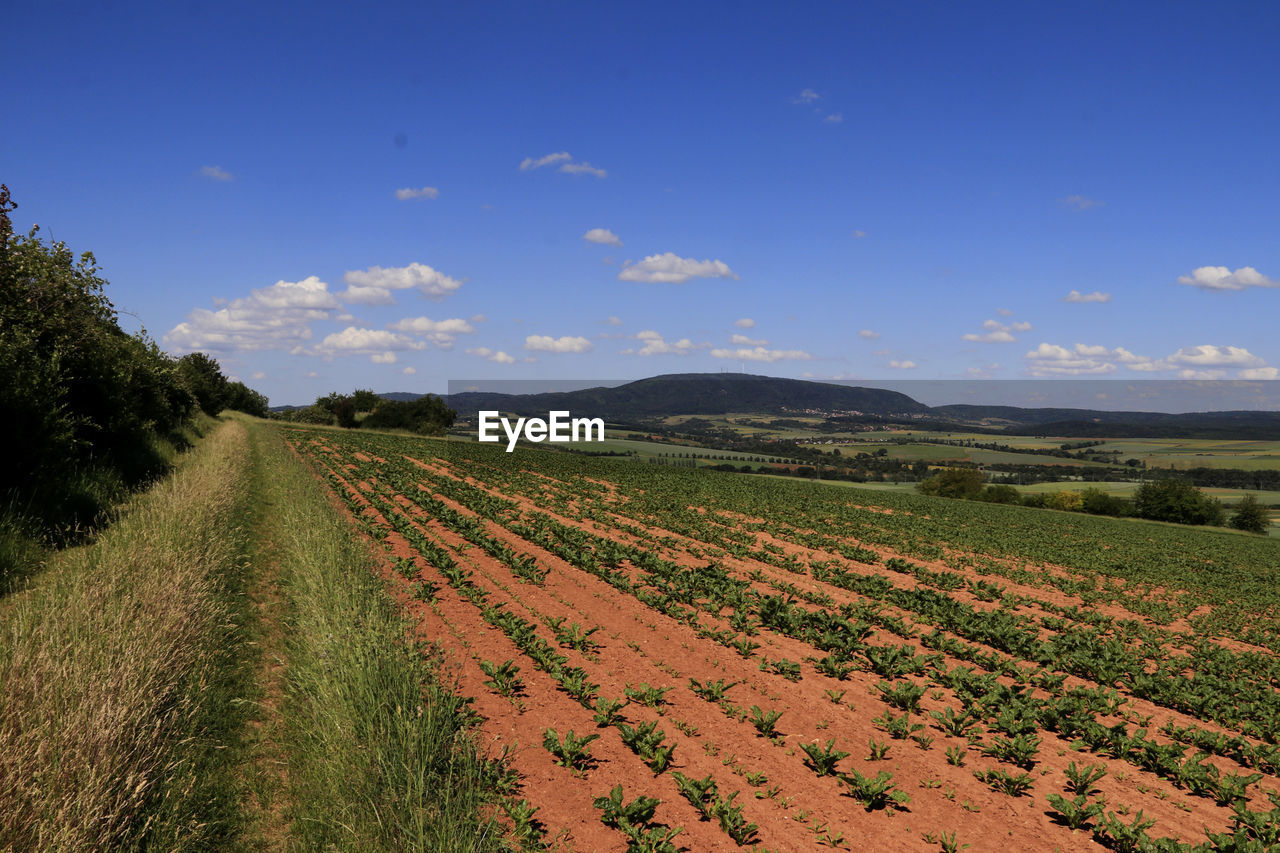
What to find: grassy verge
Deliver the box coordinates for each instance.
[247,420,510,851]
[0,416,256,851]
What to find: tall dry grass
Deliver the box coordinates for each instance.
[0,418,251,851]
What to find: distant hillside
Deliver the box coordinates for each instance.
[447,373,931,419]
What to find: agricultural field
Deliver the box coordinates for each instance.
[286,425,1280,852]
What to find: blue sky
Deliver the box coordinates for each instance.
[7,1,1279,405]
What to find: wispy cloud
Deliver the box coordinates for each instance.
[792,88,820,104]
[731,333,767,346]
[1060,194,1104,211]
[395,186,439,200]
[467,347,517,364]
[733,318,755,329]
[963,318,1031,343]
[888,359,917,369]
[857,329,880,340]
[1063,290,1111,303]
[199,165,233,182]
[520,151,607,178]
[824,113,843,123]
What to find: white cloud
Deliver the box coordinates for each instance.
[199,165,233,182]
[1060,194,1104,211]
[319,327,426,356]
[1064,290,1111,303]
[584,228,622,247]
[618,252,738,284]
[824,113,843,123]
[793,88,820,104]
[520,151,572,171]
[560,161,607,178]
[1023,341,1268,377]
[731,333,767,346]
[629,330,704,356]
[525,335,593,353]
[1240,367,1280,379]
[1177,266,1277,291]
[857,329,880,340]
[371,351,397,364]
[340,262,463,304]
[996,308,1014,317]
[402,366,417,375]
[710,346,812,363]
[733,318,755,329]
[963,317,1029,343]
[888,360,917,369]
[386,316,476,349]
[851,229,867,239]
[467,347,517,364]
[164,276,339,353]
[251,371,267,380]
[606,315,623,326]
[395,186,439,200]
[1167,344,1264,368]
[519,151,607,178]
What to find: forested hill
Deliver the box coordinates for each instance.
[446,373,931,419]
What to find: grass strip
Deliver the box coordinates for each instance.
[251,420,510,851]
[0,417,256,851]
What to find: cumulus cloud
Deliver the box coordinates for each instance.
[164,276,339,353]
[584,228,622,247]
[1177,266,1277,291]
[857,329,880,340]
[1023,341,1268,377]
[1060,195,1104,211]
[386,316,477,349]
[605,315,623,326]
[888,360,917,369]
[340,262,463,304]
[402,366,417,375]
[963,318,1030,343]
[467,347,517,364]
[1240,367,1280,380]
[709,346,812,363]
[731,333,767,346]
[199,165,233,181]
[733,318,755,329]
[1167,345,1264,368]
[626,330,704,357]
[793,88,819,104]
[395,186,439,200]
[1064,290,1111,303]
[618,252,738,284]
[319,327,426,358]
[520,151,607,178]
[525,335,593,353]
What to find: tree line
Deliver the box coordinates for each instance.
[1,186,266,581]
[273,389,455,435]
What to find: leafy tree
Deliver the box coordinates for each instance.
[1134,479,1225,527]
[351,388,381,411]
[1230,493,1270,535]
[917,468,985,499]
[976,484,1020,504]
[225,380,269,418]
[177,352,229,415]
[361,394,456,435]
